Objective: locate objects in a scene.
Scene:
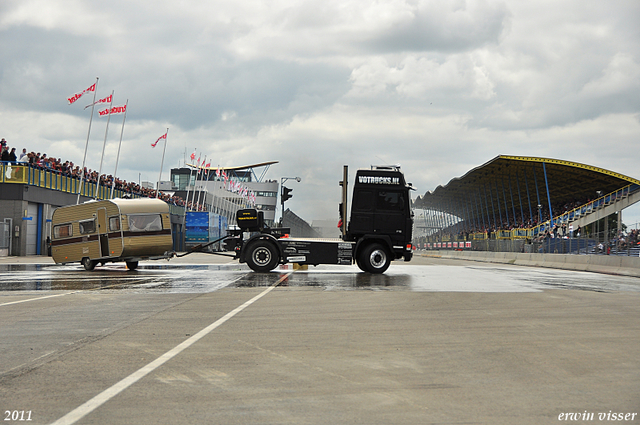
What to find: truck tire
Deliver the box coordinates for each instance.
[82,257,97,271]
[246,240,279,273]
[359,243,391,274]
[126,261,139,271]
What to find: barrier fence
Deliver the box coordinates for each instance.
[420,230,640,257]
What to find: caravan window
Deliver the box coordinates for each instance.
[53,223,72,239]
[128,214,163,232]
[109,216,121,231]
[79,219,96,234]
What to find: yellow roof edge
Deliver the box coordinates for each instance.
[498,155,640,185]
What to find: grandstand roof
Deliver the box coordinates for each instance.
[416,155,640,218]
[185,160,278,171]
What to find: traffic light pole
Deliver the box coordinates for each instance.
[339,165,348,236]
[280,176,301,226]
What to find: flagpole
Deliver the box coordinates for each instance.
[184,150,195,212]
[189,155,202,209]
[202,162,212,211]
[110,99,128,199]
[156,128,169,199]
[96,90,115,200]
[196,155,207,209]
[76,77,99,204]
[182,161,195,250]
[214,166,220,214]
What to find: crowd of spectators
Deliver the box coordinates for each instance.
[0,138,207,211]
[444,195,602,238]
[612,229,640,252]
[423,190,640,246]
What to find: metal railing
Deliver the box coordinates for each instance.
[0,163,140,199]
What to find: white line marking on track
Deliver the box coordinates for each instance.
[0,292,80,307]
[50,271,293,425]
[0,278,162,307]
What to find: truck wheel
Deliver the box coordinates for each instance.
[126,261,139,271]
[82,257,97,271]
[246,240,279,272]
[360,243,391,274]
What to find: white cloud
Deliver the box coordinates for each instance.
[579,53,640,99]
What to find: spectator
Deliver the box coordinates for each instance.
[8,147,17,163]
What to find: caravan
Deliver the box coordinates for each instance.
[51,198,173,270]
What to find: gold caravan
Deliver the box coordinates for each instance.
[51,198,173,270]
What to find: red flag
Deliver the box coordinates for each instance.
[190,152,196,161]
[85,93,112,109]
[68,82,96,105]
[151,131,167,148]
[98,104,127,117]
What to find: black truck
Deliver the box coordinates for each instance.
[225,165,414,273]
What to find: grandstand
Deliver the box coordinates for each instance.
[414,155,640,255]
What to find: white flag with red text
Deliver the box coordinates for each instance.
[67,82,97,105]
[98,104,127,117]
[151,131,167,148]
[85,94,112,109]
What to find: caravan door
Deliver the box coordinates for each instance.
[97,208,109,258]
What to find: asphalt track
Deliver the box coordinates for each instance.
[0,254,639,424]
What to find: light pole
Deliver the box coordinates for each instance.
[280,176,301,226]
[537,204,542,227]
[596,191,602,241]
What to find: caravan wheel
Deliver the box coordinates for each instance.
[82,257,97,271]
[126,261,139,271]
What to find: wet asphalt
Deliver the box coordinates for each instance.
[0,254,639,424]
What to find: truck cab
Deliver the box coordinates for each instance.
[344,166,414,273]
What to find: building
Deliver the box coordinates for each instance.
[170,161,279,227]
[0,164,185,256]
[311,219,342,238]
[283,209,321,238]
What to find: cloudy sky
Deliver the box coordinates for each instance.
[1,0,639,225]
